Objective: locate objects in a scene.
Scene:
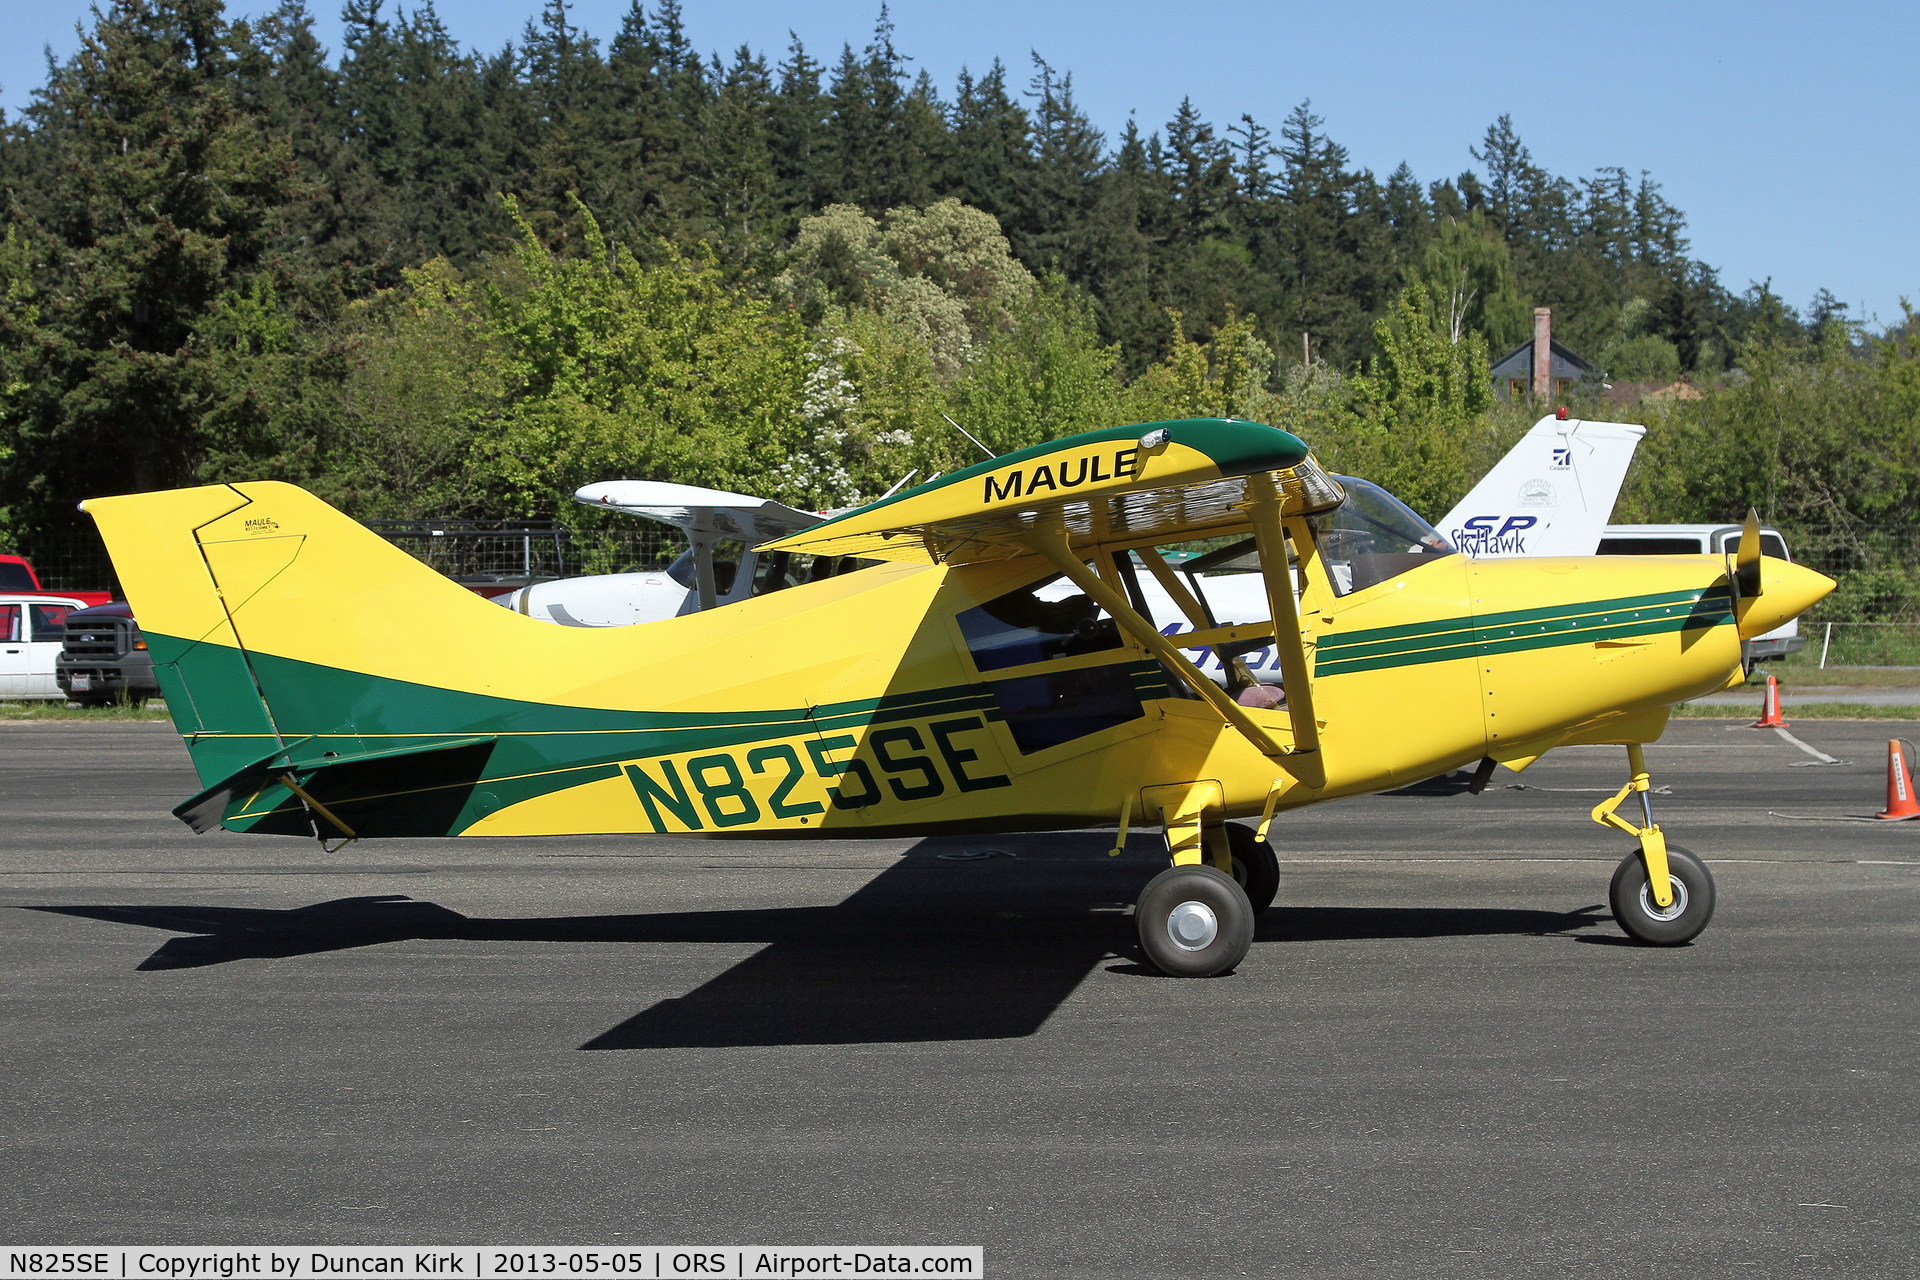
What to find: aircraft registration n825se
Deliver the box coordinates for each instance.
[82,418,1832,976]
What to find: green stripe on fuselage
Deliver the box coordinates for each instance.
[1314,587,1734,678]
[148,632,1033,835]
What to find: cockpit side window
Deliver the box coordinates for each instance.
[1307,478,1456,597]
[666,540,747,596]
[960,574,1112,673]
[957,553,1156,754]
[957,552,1155,672]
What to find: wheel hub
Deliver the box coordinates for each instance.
[1639,876,1690,922]
[1167,900,1219,951]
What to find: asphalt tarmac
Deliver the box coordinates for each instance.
[3,719,1917,1277]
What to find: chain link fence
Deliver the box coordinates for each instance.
[361,522,687,589]
[1787,525,1920,622]
[7,522,692,598]
[1795,621,1920,668]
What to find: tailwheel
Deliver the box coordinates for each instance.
[1136,864,1254,977]
[1223,823,1280,914]
[1609,845,1716,946]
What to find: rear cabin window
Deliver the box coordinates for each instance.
[751,550,873,595]
[0,564,33,591]
[0,604,18,642]
[29,604,68,641]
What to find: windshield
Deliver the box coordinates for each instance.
[1307,477,1455,597]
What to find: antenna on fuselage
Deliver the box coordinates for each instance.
[942,413,997,460]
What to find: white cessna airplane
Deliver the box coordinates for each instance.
[500,483,832,627]
[500,413,1646,683]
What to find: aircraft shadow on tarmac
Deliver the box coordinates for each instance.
[25,833,1609,1049]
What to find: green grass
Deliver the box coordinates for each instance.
[1774,631,1920,671]
[0,700,174,721]
[1672,702,1920,721]
[1761,662,1920,687]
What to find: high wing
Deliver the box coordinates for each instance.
[572,480,824,610]
[573,480,823,542]
[760,419,1342,566]
[764,419,1344,781]
[1435,414,1646,558]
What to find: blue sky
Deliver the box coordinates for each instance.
[5,0,1914,329]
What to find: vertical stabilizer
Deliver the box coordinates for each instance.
[1436,415,1646,558]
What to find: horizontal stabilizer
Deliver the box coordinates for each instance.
[173,735,499,834]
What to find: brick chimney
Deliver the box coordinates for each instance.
[1531,307,1552,402]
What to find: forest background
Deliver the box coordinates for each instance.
[0,0,1915,619]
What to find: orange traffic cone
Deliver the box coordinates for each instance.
[1752,673,1789,728]
[1875,739,1920,821]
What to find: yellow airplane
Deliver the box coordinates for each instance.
[83,419,1831,977]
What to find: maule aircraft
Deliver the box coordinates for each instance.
[84,418,1832,976]
[499,411,1648,691]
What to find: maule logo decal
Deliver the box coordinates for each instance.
[983,447,1140,503]
[243,517,281,535]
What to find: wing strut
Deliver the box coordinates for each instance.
[1024,524,1319,785]
[1247,473,1324,783]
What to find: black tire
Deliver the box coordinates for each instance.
[1223,823,1280,914]
[1136,864,1254,977]
[1610,845,1715,946]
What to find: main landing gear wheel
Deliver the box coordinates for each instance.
[1136,864,1254,978]
[1610,845,1716,946]
[1223,823,1280,915]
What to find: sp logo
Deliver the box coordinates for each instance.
[243,517,281,536]
[1451,514,1538,555]
[1551,447,1572,470]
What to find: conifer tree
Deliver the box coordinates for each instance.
[0,0,300,538]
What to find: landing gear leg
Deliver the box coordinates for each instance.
[1224,823,1280,914]
[1135,782,1255,977]
[1591,743,1716,945]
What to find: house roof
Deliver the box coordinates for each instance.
[1489,337,1600,381]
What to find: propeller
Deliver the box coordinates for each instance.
[1734,508,1763,600]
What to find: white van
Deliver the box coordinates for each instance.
[1596,524,1802,660]
[0,594,88,699]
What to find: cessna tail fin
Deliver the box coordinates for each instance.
[1436,414,1645,558]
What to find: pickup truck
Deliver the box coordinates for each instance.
[0,553,112,608]
[54,602,160,705]
[0,594,89,699]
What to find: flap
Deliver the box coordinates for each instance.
[761,419,1342,566]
